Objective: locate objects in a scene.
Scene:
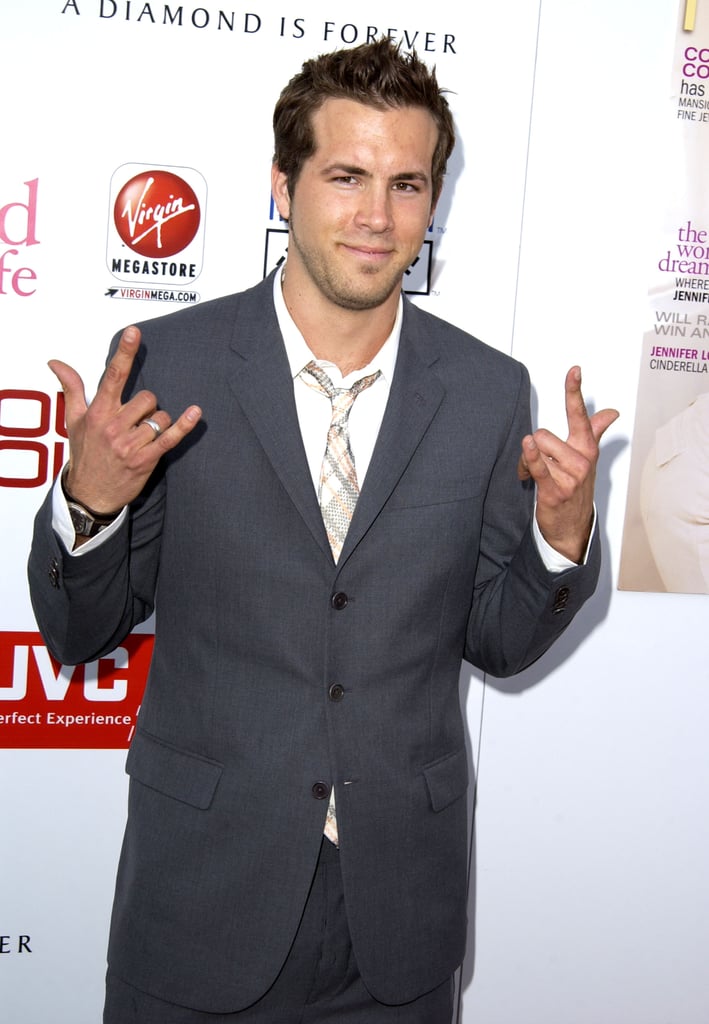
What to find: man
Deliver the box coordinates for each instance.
[28,38,617,1023]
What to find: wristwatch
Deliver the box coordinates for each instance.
[61,471,120,538]
[65,501,118,538]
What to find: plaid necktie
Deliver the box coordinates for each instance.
[300,360,381,563]
[299,359,381,847]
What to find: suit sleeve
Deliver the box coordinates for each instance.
[27,329,167,665]
[27,466,165,665]
[464,362,601,677]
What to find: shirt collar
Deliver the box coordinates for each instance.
[273,266,401,387]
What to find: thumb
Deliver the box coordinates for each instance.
[48,359,89,423]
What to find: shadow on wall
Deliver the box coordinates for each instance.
[453,420,627,1020]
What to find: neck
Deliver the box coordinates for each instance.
[281,274,398,376]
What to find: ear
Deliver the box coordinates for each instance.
[428,200,438,230]
[271,163,291,221]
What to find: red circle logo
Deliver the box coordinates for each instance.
[114,170,200,258]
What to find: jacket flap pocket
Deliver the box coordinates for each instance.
[386,474,485,510]
[126,728,223,810]
[423,747,469,812]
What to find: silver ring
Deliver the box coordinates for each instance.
[141,417,162,438]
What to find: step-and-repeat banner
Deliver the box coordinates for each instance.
[4,2,706,1023]
[1,4,518,1019]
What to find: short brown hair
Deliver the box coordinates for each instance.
[273,37,455,205]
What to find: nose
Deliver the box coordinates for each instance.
[354,185,394,233]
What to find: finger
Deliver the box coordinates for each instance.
[565,367,621,451]
[116,388,163,432]
[145,405,202,455]
[517,435,554,483]
[564,366,596,444]
[529,427,586,469]
[136,413,170,444]
[94,326,142,409]
[48,359,89,424]
[589,407,620,443]
[517,442,535,480]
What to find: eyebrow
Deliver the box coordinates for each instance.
[321,163,431,186]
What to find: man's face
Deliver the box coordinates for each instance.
[272,98,438,313]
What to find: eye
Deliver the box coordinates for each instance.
[392,181,420,193]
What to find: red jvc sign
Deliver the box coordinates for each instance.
[0,631,153,748]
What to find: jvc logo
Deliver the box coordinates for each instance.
[0,632,153,749]
[3,645,129,702]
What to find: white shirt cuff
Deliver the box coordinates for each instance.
[51,472,127,556]
[532,503,596,572]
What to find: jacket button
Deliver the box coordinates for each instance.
[312,782,330,800]
[48,559,60,589]
[329,683,345,702]
[331,591,348,610]
[552,586,570,614]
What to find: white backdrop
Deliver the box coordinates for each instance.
[3,1,707,1022]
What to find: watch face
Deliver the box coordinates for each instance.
[68,504,93,536]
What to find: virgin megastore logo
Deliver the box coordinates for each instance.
[107,164,206,299]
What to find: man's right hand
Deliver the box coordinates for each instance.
[51,325,202,515]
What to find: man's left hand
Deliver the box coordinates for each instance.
[518,366,619,564]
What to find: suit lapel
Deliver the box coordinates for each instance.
[337,302,445,567]
[226,277,332,560]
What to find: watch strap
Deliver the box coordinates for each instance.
[61,470,121,537]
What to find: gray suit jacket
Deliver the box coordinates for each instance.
[28,273,600,1012]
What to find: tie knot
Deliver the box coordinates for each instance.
[300,361,381,406]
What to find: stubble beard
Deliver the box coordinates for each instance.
[287,219,406,313]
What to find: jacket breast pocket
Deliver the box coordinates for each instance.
[385,473,485,511]
[126,728,223,810]
[422,747,469,812]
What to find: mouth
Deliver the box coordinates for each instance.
[341,243,394,264]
